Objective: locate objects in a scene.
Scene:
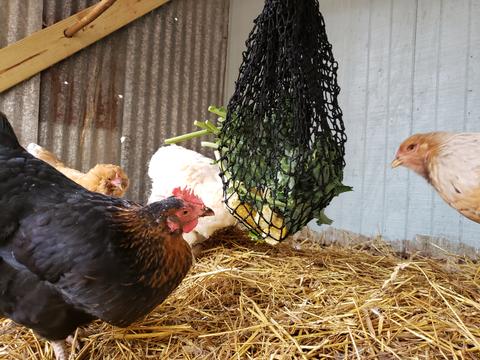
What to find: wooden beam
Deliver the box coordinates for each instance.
[0,0,170,93]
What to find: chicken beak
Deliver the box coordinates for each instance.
[391,158,403,168]
[111,174,124,189]
[202,206,215,217]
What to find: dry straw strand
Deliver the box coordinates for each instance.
[0,228,480,359]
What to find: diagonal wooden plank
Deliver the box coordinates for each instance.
[0,0,170,93]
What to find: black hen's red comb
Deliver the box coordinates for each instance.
[172,187,203,205]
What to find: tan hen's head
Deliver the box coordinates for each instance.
[391,132,449,180]
[90,164,129,197]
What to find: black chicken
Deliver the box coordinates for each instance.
[0,113,214,359]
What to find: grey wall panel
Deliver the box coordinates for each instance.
[383,0,417,241]
[0,0,43,144]
[118,0,229,201]
[225,0,263,102]
[36,0,229,202]
[39,0,127,188]
[226,0,480,249]
[320,0,480,248]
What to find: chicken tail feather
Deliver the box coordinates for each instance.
[0,112,21,150]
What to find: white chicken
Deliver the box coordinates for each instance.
[148,145,237,246]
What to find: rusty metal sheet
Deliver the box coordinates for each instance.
[0,0,43,144]
[38,0,229,202]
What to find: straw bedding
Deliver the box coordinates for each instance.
[1,228,479,359]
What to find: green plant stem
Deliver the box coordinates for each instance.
[193,120,209,130]
[164,129,210,144]
[208,105,226,118]
[201,141,219,149]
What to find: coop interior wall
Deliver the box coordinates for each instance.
[226,0,480,249]
[0,0,229,203]
[2,0,480,249]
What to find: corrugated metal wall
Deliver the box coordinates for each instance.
[0,0,229,202]
[0,0,42,144]
[317,0,480,249]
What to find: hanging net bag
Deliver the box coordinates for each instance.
[165,0,350,244]
[216,0,351,243]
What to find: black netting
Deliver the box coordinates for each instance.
[217,0,350,242]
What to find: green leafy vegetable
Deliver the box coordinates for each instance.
[164,105,352,241]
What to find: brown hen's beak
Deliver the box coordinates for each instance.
[391,158,402,168]
[202,207,215,217]
[113,183,124,192]
[111,174,123,189]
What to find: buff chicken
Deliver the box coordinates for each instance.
[392,132,480,223]
[27,143,129,197]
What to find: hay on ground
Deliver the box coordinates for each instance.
[1,228,480,359]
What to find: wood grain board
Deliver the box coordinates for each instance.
[0,0,170,93]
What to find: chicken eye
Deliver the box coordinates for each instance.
[183,210,189,215]
[407,144,416,151]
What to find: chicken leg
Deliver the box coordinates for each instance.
[51,340,69,360]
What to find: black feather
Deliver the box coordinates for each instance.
[0,112,21,150]
[0,120,193,340]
